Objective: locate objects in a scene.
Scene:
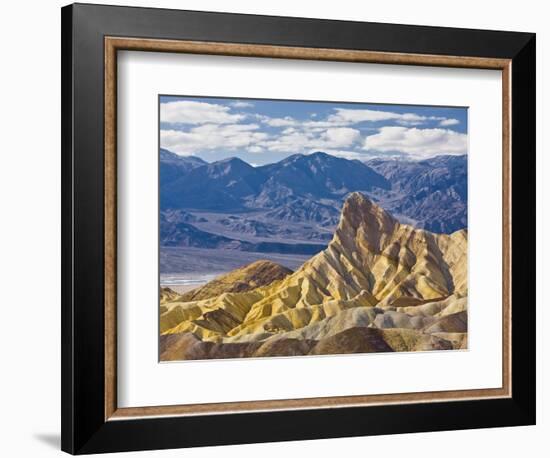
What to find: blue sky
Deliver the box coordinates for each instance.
[160,95,468,165]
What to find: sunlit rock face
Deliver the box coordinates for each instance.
[160,192,467,361]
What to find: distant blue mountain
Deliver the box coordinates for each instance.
[160,214,326,255]
[160,150,390,211]
[256,151,390,200]
[159,149,467,242]
[366,155,467,233]
[160,148,207,187]
[161,156,266,210]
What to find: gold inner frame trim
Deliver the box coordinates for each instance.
[104,36,512,421]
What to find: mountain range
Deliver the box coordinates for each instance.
[161,149,390,211]
[160,149,468,258]
[160,210,326,255]
[366,155,467,233]
[160,193,467,360]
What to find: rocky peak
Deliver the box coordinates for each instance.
[335,193,398,249]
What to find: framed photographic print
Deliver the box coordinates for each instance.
[61,3,536,454]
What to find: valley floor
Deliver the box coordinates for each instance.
[160,246,311,275]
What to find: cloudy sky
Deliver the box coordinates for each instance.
[160,95,467,165]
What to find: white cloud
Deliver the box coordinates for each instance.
[160,100,245,125]
[259,115,298,127]
[247,146,264,153]
[363,126,467,158]
[260,130,313,153]
[161,124,268,155]
[302,120,345,129]
[259,127,361,153]
[322,128,361,147]
[162,119,362,156]
[439,118,460,126]
[231,101,254,108]
[326,108,460,128]
[160,102,465,161]
[328,108,425,125]
[258,114,358,130]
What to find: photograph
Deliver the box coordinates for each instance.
[158,96,469,361]
[54,2,536,455]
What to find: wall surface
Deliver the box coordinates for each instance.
[0,1,545,456]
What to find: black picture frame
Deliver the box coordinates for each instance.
[61,3,536,454]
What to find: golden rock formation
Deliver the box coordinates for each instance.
[160,192,467,360]
[177,260,292,302]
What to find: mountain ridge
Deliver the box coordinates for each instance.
[160,149,390,211]
[176,260,292,303]
[160,149,467,234]
[160,193,467,359]
[366,154,467,233]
